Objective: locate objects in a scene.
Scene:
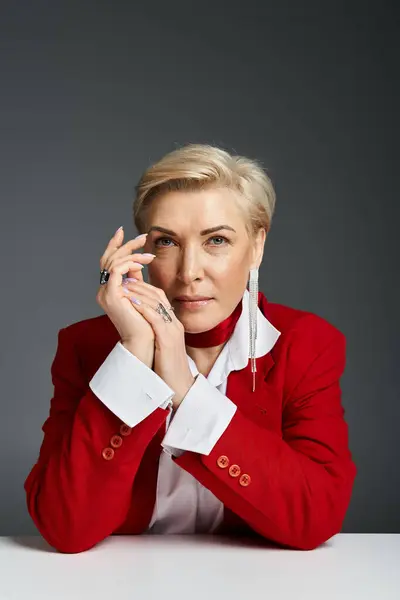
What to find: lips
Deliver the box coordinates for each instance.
[175,296,213,301]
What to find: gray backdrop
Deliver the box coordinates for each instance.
[2,1,399,535]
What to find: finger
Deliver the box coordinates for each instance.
[121,284,160,310]
[125,295,174,338]
[118,253,155,284]
[106,259,146,292]
[100,230,148,271]
[121,281,173,311]
[100,226,125,270]
[122,279,172,307]
[107,240,153,267]
[103,240,152,272]
[122,287,177,328]
[119,234,151,280]
[107,253,155,272]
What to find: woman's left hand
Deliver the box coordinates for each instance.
[122,278,196,408]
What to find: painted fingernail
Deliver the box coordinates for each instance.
[122,287,130,294]
[124,277,137,282]
[130,296,141,305]
[133,263,144,269]
[143,253,156,257]
[135,233,148,240]
[115,226,123,235]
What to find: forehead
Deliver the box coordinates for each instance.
[147,188,246,228]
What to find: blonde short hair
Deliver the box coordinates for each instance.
[133,144,276,239]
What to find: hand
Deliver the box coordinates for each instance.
[121,279,196,408]
[96,227,157,367]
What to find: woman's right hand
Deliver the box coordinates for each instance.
[96,227,156,366]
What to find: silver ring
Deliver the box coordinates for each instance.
[155,302,173,323]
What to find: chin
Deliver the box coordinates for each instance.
[178,312,217,334]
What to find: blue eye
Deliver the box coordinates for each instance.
[154,237,174,247]
[210,236,228,245]
[154,236,229,247]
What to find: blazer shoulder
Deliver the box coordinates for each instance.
[264,299,345,352]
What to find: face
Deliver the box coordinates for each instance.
[143,187,266,333]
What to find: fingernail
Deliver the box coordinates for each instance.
[115,226,123,235]
[135,233,148,240]
[133,263,144,269]
[130,296,141,305]
[124,277,137,282]
[143,253,156,257]
[122,287,130,294]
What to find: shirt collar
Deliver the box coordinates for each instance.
[186,288,281,386]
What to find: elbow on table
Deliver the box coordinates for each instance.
[293,464,358,551]
[252,488,354,551]
[291,527,343,551]
[264,522,344,552]
[25,475,111,554]
[39,529,106,554]
[54,540,101,554]
[26,496,107,554]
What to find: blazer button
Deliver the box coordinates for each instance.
[120,424,132,436]
[229,464,241,478]
[102,447,114,461]
[110,434,123,448]
[217,455,229,469]
[239,474,251,487]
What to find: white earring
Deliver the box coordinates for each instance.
[248,267,259,392]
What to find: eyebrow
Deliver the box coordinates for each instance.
[147,225,237,236]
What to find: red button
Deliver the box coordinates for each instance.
[217,455,229,469]
[102,447,114,461]
[239,474,251,487]
[110,434,123,448]
[229,464,241,478]
[120,424,132,436]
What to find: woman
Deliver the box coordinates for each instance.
[24,144,357,554]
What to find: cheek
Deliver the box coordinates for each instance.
[211,253,248,278]
[148,260,174,286]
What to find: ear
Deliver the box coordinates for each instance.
[250,227,267,269]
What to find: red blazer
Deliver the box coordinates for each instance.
[24,292,357,554]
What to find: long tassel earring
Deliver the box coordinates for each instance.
[248,267,259,392]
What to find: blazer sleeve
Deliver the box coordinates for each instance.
[24,326,169,554]
[172,316,358,550]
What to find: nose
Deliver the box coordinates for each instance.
[176,247,204,284]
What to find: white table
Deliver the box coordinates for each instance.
[0,534,399,599]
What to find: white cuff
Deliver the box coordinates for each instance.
[89,341,175,427]
[161,373,237,456]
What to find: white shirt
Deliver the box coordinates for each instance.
[89,289,281,534]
